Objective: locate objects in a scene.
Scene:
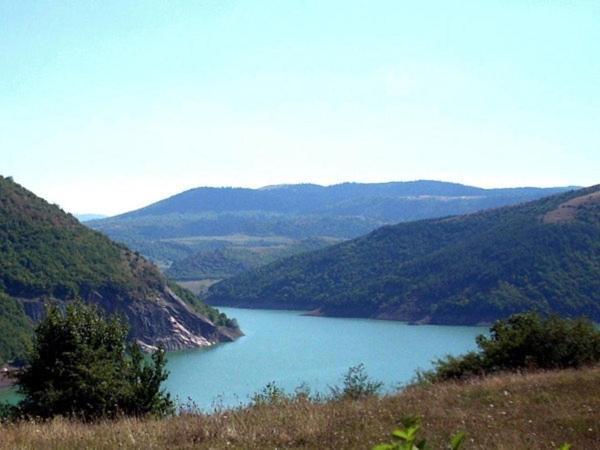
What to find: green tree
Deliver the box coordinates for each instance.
[16,301,173,420]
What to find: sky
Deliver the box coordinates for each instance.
[1,0,599,215]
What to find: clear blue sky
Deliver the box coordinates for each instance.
[2,0,599,215]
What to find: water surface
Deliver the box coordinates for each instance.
[164,307,487,410]
[0,308,487,408]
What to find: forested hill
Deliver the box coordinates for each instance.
[88,180,574,279]
[91,181,574,241]
[106,181,572,218]
[0,176,240,365]
[207,185,600,325]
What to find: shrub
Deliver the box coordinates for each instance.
[330,364,383,400]
[250,382,288,406]
[426,313,600,382]
[15,301,174,420]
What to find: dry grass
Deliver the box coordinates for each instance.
[1,367,599,449]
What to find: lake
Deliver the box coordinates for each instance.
[1,307,487,409]
[163,307,487,410]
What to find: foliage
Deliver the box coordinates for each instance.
[249,382,289,406]
[373,417,465,450]
[425,313,600,382]
[0,293,32,365]
[16,301,174,420]
[208,185,600,324]
[248,365,382,407]
[330,364,383,400]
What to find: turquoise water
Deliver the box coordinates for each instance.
[0,387,19,405]
[0,308,487,409]
[164,308,487,410]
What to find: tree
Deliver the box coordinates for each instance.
[16,301,173,420]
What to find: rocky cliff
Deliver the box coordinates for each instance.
[0,175,241,363]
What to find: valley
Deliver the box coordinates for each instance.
[88,181,575,286]
[208,185,600,325]
[3,1,599,447]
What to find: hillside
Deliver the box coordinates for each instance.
[0,176,240,364]
[207,185,600,325]
[165,237,335,281]
[2,367,598,449]
[89,181,574,278]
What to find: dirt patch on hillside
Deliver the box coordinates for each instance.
[543,190,600,224]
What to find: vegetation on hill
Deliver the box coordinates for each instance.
[100,181,573,220]
[165,238,334,280]
[13,302,173,420]
[89,181,573,272]
[1,367,597,449]
[0,293,32,366]
[0,175,240,364]
[208,185,600,324]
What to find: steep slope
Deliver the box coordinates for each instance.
[207,185,600,325]
[0,176,240,364]
[88,180,574,274]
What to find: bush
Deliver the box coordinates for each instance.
[426,313,600,382]
[330,364,383,400]
[250,382,288,406]
[15,301,174,420]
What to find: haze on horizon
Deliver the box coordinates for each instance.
[2,0,599,215]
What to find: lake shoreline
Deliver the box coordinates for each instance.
[212,304,494,327]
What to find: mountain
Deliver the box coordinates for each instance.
[88,181,575,279]
[207,185,600,325]
[0,176,240,365]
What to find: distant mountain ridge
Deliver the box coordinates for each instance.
[88,181,576,280]
[106,180,575,220]
[0,176,240,364]
[207,185,600,325]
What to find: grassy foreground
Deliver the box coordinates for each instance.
[1,367,599,450]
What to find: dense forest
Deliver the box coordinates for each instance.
[89,180,574,278]
[207,186,600,325]
[0,176,239,364]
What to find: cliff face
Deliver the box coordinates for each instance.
[0,175,241,361]
[16,286,241,352]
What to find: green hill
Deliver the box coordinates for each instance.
[207,185,600,325]
[0,176,240,365]
[89,181,574,272]
[165,237,336,281]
